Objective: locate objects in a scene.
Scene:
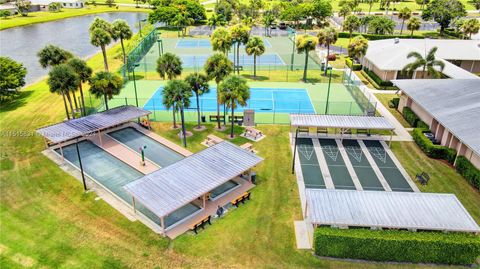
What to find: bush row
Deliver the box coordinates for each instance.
[388,97,399,109]
[456,156,480,190]
[412,128,457,164]
[402,107,419,127]
[314,227,480,265]
[363,68,394,87]
[345,57,362,71]
[338,32,425,40]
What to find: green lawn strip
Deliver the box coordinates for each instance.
[374,93,411,128]
[0,6,150,30]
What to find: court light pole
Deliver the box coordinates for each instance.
[75,138,87,191]
[324,66,333,115]
[291,128,299,174]
[132,63,140,107]
[138,18,147,37]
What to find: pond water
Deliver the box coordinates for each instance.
[0,12,147,84]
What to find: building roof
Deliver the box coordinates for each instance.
[124,141,263,218]
[393,79,480,156]
[31,0,84,4]
[37,106,150,144]
[364,39,480,79]
[306,189,480,233]
[290,114,394,130]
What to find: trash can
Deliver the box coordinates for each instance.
[201,115,206,122]
[251,172,257,184]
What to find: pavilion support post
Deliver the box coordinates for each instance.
[98,131,103,146]
[59,142,64,161]
[132,196,136,213]
[304,200,308,218]
[43,137,48,149]
[389,130,393,148]
[160,216,165,234]
[291,128,299,174]
[202,194,206,208]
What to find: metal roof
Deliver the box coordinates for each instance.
[37,106,150,144]
[306,189,480,233]
[290,114,394,130]
[124,141,263,218]
[393,79,480,156]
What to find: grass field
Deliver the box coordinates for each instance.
[375,93,411,128]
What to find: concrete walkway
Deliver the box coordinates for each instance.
[336,139,363,191]
[294,221,312,249]
[312,139,335,189]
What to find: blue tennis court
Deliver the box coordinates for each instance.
[175,39,272,49]
[179,53,285,67]
[144,87,315,113]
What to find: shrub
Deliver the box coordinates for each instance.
[417,120,429,130]
[327,54,336,61]
[363,67,394,87]
[388,97,399,108]
[456,156,480,190]
[314,227,480,265]
[338,32,424,40]
[412,128,457,164]
[345,57,362,71]
[402,107,419,127]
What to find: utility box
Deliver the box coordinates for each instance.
[243,109,255,126]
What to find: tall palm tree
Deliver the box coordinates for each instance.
[210,27,232,56]
[461,18,480,39]
[402,47,445,79]
[245,37,265,78]
[207,14,227,30]
[218,75,250,138]
[156,53,183,80]
[317,27,338,76]
[343,15,360,44]
[230,24,250,74]
[348,35,368,62]
[90,18,113,71]
[89,71,123,110]
[67,58,92,116]
[111,19,133,65]
[398,7,412,35]
[163,80,192,147]
[204,53,233,129]
[37,45,73,68]
[296,35,318,82]
[47,64,80,119]
[161,84,179,129]
[407,17,421,37]
[185,73,209,130]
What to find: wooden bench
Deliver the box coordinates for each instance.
[229,115,244,124]
[244,127,263,140]
[190,215,211,234]
[205,134,224,147]
[209,115,225,122]
[240,143,253,151]
[231,192,251,207]
[316,127,327,135]
[298,127,309,134]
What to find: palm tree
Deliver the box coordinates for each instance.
[296,35,318,82]
[407,17,421,37]
[156,53,183,80]
[204,53,233,129]
[218,75,250,138]
[67,58,92,116]
[89,71,123,110]
[461,18,480,39]
[47,64,80,119]
[161,84,179,129]
[402,47,445,79]
[163,80,192,147]
[245,37,265,79]
[185,73,209,130]
[348,35,368,62]
[263,13,275,37]
[90,18,112,71]
[207,14,227,30]
[111,19,133,65]
[37,45,73,68]
[172,13,194,37]
[343,15,361,44]
[210,27,232,56]
[230,24,250,74]
[398,7,412,35]
[317,27,338,76]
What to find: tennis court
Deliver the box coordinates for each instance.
[179,53,285,68]
[318,139,356,190]
[363,140,413,192]
[144,87,315,114]
[297,138,326,189]
[175,39,272,49]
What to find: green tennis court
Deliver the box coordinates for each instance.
[363,140,413,192]
[297,138,326,189]
[318,139,356,190]
[342,139,385,191]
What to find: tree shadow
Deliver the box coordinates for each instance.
[240,74,269,81]
[0,90,34,113]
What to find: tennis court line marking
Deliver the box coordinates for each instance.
[336,139,363,191]
[358,140,392,192]
[379,140,420,192]
[273,52,287,65]
[304,89,317,114]
[312,139,334,189]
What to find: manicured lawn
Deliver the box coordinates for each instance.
[0,6,150,30]
[374,93,411,128]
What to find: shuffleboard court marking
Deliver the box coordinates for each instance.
[298,144,315,161]
[345,146,363,163]
[358,140,392,192]
[321,145,339,162]
[312,139,335,189]
[368,146,387,164]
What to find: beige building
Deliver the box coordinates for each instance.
[362,39,480,81]
[394,79,480,169]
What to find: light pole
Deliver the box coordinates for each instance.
[324,66,333,115]
[138,18,147,37]
[156,38,163,57]
[139,145,147,166]
[291,128,299,174]
[132,63,140,107]
[75,139,87,191]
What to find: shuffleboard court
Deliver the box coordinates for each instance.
[179,53,285,67]
[297,138,326,189]
[144,87,315,114]
[363,140,413,192]
[318,139,356,190]
[342,139,384,191]
[175,39,272,49]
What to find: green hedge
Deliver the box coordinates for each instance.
[363,68,394,87]
[456,156,480,190]
[388,97,399,108]
[314,227,480,265]
[412,128,457,164]
[345,57,362,71]
[417,120,429,130]
[338,32,424,40]
[402,107,419,127]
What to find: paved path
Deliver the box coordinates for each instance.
[312,139,335,189]
[336,139,363,190]
[294,221,312,249]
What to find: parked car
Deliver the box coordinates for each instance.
[278,22,287,30]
